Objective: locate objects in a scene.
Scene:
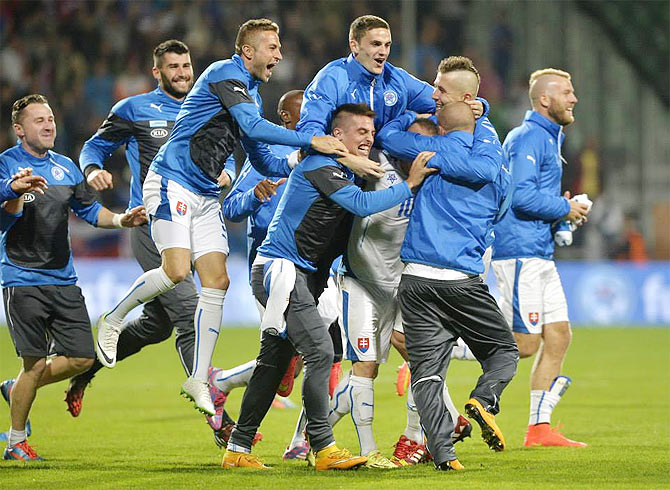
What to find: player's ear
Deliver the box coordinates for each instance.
[151,66,161,83]
[13,123,24,138]
[332,127,343,138]
[279,110,290,124]
[349,38,358,56]
[241,44,254,60]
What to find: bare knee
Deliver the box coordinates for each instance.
[69,357,94,373]
[542,322,572,358]
[352,361,379,379]
[204,274,230,291]
[161,250,191,284]
[22,357,47,379]
[514,333,541,358]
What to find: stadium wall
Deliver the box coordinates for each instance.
[1,259,667,328]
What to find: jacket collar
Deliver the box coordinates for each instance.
[441,130,474,148]
[232,54,261,91]
[344,54,384,84]
[153,86,184,105]
[525,110,563,140]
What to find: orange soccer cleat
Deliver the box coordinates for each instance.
[523,423,588,447]
[396,361,411,397]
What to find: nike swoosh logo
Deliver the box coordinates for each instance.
[96,341,114,365]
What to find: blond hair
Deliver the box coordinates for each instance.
[529,68,571,86]
[235,18,279,54]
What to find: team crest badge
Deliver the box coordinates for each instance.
[176,201,188,216]
[51,166,64,181]
[528,312,540,326]
[383,90,398,106]
[357,337,370,353]
[386,172,398,184]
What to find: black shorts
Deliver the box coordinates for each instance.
[3,285,95,359]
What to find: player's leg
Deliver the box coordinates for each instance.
[524,261,586,447]
[224,263,297,468]
[397,275,463,470]
[179,194,230,415]
[448,278,518,453]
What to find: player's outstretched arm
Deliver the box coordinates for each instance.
[96,205,148,229]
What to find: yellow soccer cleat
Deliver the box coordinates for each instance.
[364,450,401,469]
[221,449,271,470]
[464,398,506,451]
[314,445,367,471]
[435,458,465,471]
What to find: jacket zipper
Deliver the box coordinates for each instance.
[369,79,376,110]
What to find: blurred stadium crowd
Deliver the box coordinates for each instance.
[0,0,664,261]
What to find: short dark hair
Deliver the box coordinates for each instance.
[331,103,376,129]
[437,56,480,85]
[12,94,49,124]
[235,18,279,54]
[408,118,439,136]
[153,39,190,68]
[349,15,390,43]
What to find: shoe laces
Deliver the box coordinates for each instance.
[392,439,412,459]
[99,322,120,349]
[16,441,38,458]
[327,447,353,459]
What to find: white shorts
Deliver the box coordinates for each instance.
[338,275,401,363]
[254,275,340,326]
[143,170,228,262]
[317,276,340,326]
[492,257,569,334]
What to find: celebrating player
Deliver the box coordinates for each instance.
[222,103,436,470]
[491,68,589,447]
[93,19,353,416]
[378,101,517,470]
[0,95,146,461]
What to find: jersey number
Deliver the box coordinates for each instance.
[397,197,414,218]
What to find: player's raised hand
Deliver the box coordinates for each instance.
[11,169,48,195]
[406,151,438,190]
[310,135,349,156]
[465,99,484,119]
[120,205,148,227]
[337,154,386,180]
[87,168,114,190]
[254,178,286,202]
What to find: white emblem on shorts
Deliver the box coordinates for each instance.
[151,128,169,138]
[23,193,36,203]
[51,166,65,181]
[383,90,398,106]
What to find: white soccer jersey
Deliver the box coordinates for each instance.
[345,150,412,288]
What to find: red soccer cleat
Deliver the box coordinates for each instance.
[523,423,588,447]
[277,355,300,397]
[391,434,431,466]
[328,361,342,398]
[452,414,473,444]
[64,376,92,418]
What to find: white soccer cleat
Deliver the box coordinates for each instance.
[95,314,121,368]
[181,377,215,416]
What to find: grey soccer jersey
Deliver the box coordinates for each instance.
[345,150,412,288]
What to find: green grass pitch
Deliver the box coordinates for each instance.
[0,327,668,489]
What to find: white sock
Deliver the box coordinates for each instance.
[529,390,561,425]
[8,427,26,447]
[191,288,226,381]
[288,408,308,449]
[105,267,175,327]
[214,360,256,393]
[328,371,351,426]
[451,337,477,360]
[350,375,376,456]
[404,385,423,443]
[442,384,460,426]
